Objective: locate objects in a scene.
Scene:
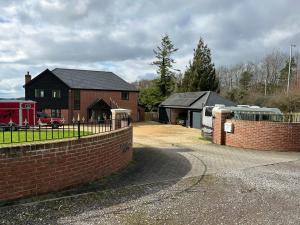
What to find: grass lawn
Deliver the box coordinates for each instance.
[0,129,92,145]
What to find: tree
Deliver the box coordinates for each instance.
[182,37,219,92]
[280,57,297,82]
[152,35,178,97]
[261,49,286,85]
[139,79,165,111]
[239,71,253,90]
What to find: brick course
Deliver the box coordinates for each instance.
[213,112,300,151]
[0,126,133,202]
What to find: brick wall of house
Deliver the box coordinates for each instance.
[138,106,145,121]
[213,113,300,151]
[70,90,138,122]
[0,126,133,202]
[44,109,69,122]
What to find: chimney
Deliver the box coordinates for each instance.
[25,71,31,85]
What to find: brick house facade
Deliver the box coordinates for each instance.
[24,68,139,122]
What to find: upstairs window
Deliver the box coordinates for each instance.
[52,90,61,98]
[205,107,213,117]
[35,89,44,98]
[121,91,129,100]
[73,90,80,110]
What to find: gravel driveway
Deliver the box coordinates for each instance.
[1,122,300,225]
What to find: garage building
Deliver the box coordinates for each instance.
[159,91,235,129]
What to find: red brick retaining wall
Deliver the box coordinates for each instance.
[224,120,300,151]
[213,112,300,151]
[212,112,229,145]
[0,126,133,202]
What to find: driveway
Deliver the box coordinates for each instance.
[1,122,300,225]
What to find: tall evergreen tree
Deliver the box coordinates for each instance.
[182,38,219,92]
[152,35,178,97]
[280,57,297,82]
[239,71,253,90]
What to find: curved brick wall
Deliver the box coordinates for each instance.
[214,116,300,151]
[0,126,133,202]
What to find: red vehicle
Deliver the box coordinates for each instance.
[36,111,63,128]
[0,100,63,129]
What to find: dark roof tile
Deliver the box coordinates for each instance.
[160,92,207,107]
[51,68,137,92]
[160,91,236,109]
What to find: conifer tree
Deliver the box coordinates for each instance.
[182,38,219,92]
[280,57,297,82]
[152,35,178,96]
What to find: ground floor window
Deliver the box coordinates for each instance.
[51,109,61,118]
[73,89,80,110]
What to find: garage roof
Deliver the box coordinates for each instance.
[160,91,235,109]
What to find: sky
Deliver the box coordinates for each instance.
[0,0,300,98]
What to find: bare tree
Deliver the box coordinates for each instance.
[261,49,287,85]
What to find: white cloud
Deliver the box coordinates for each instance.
[0,0,300,97]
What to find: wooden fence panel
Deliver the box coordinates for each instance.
[145,112,159,121]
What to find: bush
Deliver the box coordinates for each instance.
[244,91,300,113]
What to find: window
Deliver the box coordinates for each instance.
[73,90,80,110]
[35,89,44,98]
[37,112,49,118]
[52,90,61,98]
[121,91,129,100]
[51,109,61,118]
[205,107,213,117]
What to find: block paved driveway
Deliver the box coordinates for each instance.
[1,122,300,225]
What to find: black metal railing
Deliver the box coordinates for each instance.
[233,111,300,123]
[0,117,131,145]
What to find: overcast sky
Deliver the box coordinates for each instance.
[0,0,299,98]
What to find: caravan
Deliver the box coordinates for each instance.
[202,104,282,135]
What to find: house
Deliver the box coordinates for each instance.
[159,91,235,128]
[24,68,139,123]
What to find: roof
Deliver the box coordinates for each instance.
[0,100,35,103]
[160,91,235,109]
[88,98,109,109]
[160,92,207,107]
[52,68,137,91]
[224,106,282,114]
[26,68,137,92]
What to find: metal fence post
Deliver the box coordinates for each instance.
[10,126,13,143]
[78,120,81,139]
[39,124,41,141]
